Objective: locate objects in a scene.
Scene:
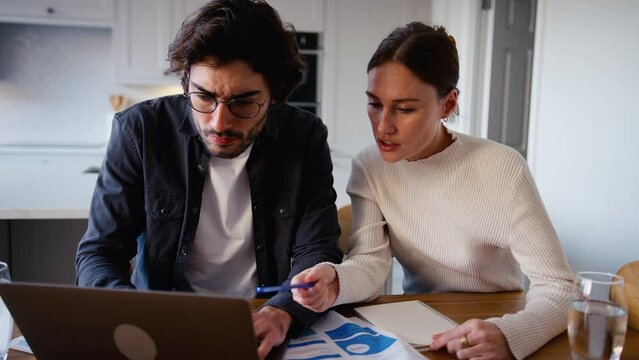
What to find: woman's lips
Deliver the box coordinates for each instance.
[377,138,399,152]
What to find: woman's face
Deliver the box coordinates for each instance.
[366,61,457,162]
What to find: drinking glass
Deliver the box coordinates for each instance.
[568,271,628,360]
[0,262,13,360]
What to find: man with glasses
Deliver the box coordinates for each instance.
[75,0,342,358]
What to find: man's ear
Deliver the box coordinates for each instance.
[441,88,459,118]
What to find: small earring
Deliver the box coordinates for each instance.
[442,117,448,123]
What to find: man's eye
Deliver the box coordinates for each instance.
[232,99,254,107]
[196,94,213,102]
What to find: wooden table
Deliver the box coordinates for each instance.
[325,292,639,359]
[8,291,639,359]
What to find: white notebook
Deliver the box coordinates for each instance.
[354,300,457,348]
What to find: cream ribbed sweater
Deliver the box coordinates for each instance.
[332,130,574,360]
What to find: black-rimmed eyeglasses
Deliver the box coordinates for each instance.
[184,92,270,119]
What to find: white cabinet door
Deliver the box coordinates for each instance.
[322,0,430,154]
[114,0,206,85]
[113,0,324,85]
[269,0,325,32]
[170,0,207,32]
[114,0,174,84]
[0,0,115,27]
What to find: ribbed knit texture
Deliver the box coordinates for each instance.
[332,130,574,359]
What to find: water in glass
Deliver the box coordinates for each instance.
[568,271,628,360]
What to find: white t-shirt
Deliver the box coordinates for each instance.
[185,144,257,299]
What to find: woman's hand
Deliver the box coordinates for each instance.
[291,263,340,313]
[429,319,514,360]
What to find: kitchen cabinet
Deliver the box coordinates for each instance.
[113,0,325,85]
[0,0,115,28]
[113,0,193,85]
[269,0,325,33]
[321,0,431,155]
[0,153,102,284]
[1,219,86,284]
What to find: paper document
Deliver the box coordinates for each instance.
[354,300,457,347]
[9,336,33,354]
[284,311,426,360]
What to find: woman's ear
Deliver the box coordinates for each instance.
[441,88,459,118]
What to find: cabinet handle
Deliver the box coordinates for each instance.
[46,7,55,15]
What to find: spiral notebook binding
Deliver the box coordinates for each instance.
[417,300,458,325]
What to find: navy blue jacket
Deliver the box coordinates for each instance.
[76,95,342,332]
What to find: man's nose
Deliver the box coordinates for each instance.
[210,103,235,132]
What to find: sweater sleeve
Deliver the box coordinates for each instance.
[332,156,393,306]
[487,160,575,360]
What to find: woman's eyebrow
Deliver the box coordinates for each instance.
[365,91,420,103]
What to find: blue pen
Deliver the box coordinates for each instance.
[256,281,317,294]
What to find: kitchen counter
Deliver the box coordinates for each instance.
[0,151,354,284]
[0,154,102,219]
[0,152,352,220]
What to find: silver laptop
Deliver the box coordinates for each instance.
[0,282,261,360]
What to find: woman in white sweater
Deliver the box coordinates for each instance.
[291,23,574,360]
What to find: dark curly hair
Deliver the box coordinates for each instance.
[167,0,306,103]
[368,22,459,98]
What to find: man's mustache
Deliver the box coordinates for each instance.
[203,129,243,139]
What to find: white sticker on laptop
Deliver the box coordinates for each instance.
[113,323,158,360]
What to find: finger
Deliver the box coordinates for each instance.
[446,337,460,354]
[301,267,321,282]
[291,269,312,284]
[306,264,336,285]
[430,329,463,350]
[293,294,326,312]
[293,280,327,302]
[452,332,492,359]
[257,337,273,360]
[252,315,266,340]
[440,332,470,354]
[292,286,322,304]
[291,268,324,298]
[430,322,473,349]
[455,342,487,360]
[291,287,310,301]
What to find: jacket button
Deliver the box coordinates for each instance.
[278,208,286,214]
[252,205,259,210]
[191,207,198,214]
[181,248,188,256]
[256,245,264,252]
[171,288,177,292]
[160,208,167,215]
[197,164,206,172]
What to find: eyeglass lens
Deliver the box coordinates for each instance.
[187,93,261,119]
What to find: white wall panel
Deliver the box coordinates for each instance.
[528,0,639,273]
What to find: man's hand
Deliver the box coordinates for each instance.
[252,306,292,360]
[291,263,339,313]
[429,319,514,360]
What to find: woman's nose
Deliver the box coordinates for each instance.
[377,111,396,135]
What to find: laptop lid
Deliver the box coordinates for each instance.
[0,282,259,360]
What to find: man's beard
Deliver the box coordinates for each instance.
[198,111,268,159]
